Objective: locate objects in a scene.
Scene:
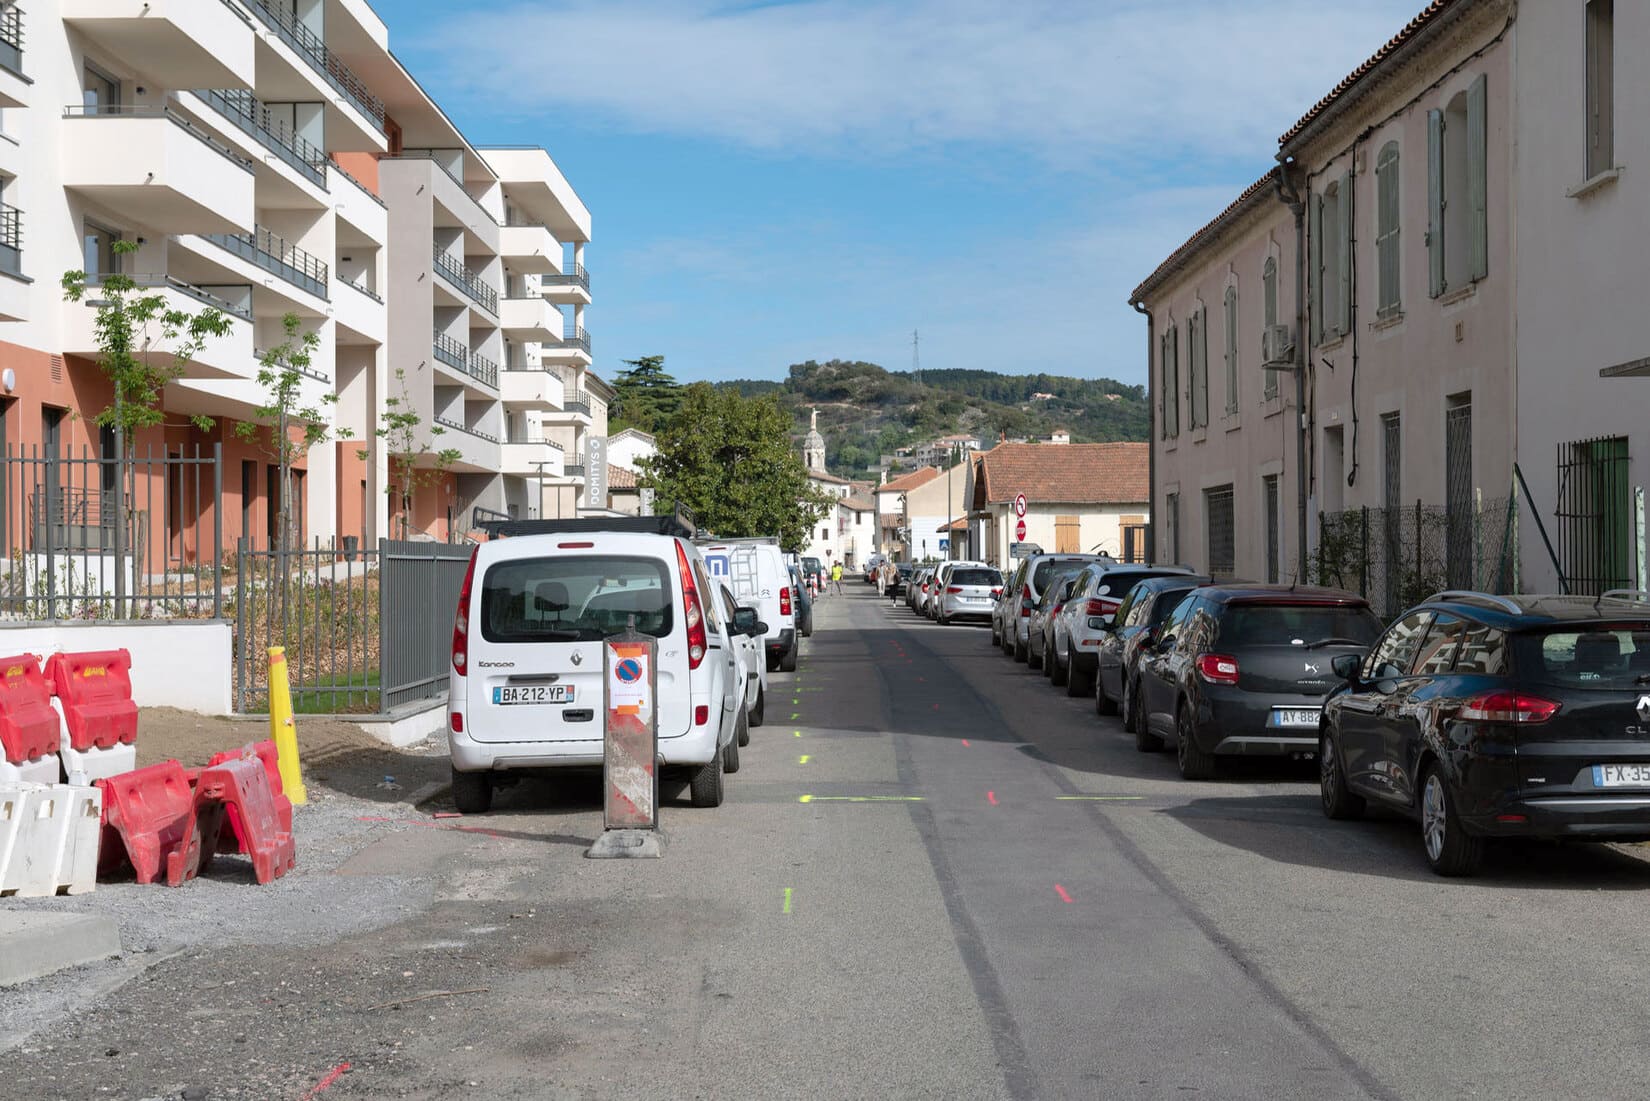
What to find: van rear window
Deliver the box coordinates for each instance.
[480,556,673,643]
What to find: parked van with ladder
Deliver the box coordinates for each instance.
[696,536,799,672]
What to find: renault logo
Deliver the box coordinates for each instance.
[1637,695,1650,722]
[571,651,584,667]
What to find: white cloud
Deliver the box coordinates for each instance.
[422,0,1422,161]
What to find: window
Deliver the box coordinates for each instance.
[820,527,828,541]
[1428,75,1487,296]
[1556,435,1632,595]
[1204,485,1234,579]
[1364,611,1433,681]
[1188,307,1208,429]
[83,222,122,278]
[1445,397,1473,588]
[1375,142,1401,315]
[1055,515,1080,554]
[1223,286,1238,415]
[480,555,673,642]
[1263,474,1280,584]
[1160,326,1180,438]
[1262,257,1279,400]
[1382,413,1402,612]
[1454,624,1508,675]
[1164,492,1180,563]
[1313,175,1350,340]
[1414,613,1467,674]
[1587,0,1615,179]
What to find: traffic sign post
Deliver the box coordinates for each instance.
[1013,493,1028,518]
[1015,518,1027,541]
[587,621,663,859]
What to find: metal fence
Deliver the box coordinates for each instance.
[1555,436,1633,596]
[0,445,223,621]
[1313,496,1518,620]
[233,537,471,715]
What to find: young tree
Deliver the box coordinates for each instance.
[640,383,831,552]
[610,354,682,433]
[360,365,462,540]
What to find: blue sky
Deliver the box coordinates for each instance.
[387,0,1422,386]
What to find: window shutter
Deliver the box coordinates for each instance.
[1159,332,1168,439]
[1192,308,1207,429]
[1336,170,1352,335]
[1224,285,1238,415]
[1308,193,1323,342]
[1427,108,1445,297]
[1467,73,1488,282]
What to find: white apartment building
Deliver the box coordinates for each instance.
[0,0,593,557]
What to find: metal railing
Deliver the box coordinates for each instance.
[432,246,499,314]
[0,203,19,279]
[1314,497,1518,619]
[84,272,254,322]
[63,101,256,173]
[244,0,385,130]
[0,6,21,75]
[343,278,382,303]
[562,464,586,480]
[202,225,329,298]
[564,391,592,416]
[469,352,499,389]
[329,160,386,208]
[196,88,328,188]
[542,264,589,292]
[432,330,467,372]
[557,327,591,355]
[435,416,499,444]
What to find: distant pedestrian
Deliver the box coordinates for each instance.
[830,562,844,595]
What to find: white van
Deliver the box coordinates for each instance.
[697,538,798,672]
[448,518,759,813]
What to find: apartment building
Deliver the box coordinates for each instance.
[0,0,593,566]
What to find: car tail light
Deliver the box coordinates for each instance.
[1083,597,1120,617]
[780,586,792,616]
[557,541,594,549]
[694,705,709,726]
[451,547,478,674]
[675,541,707,669]
[947,586,963,594]
[1459,691,1560,724]
[1196,653,1240,685]
[1020,594,1034,617]
[450,711,464,733]
[991,587,1003,597]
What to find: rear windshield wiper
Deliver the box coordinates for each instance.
[1300,637,1367,650]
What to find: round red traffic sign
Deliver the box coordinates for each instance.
[1015,519,1027,541]
[1013,493,1028,518]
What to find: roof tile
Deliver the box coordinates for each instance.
[974,442,1148,507]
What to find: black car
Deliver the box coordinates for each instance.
[1136,585,1382,780]
[790,567,814,637]
[1096,574,1211,741]
[1319,590,1650,876]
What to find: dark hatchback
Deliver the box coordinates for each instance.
[1137,585,1382,780]
[1096,574,1210,741]
[1320,590,1650,876]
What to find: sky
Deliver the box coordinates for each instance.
[386,0,1424,387]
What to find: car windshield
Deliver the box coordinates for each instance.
[1216,603,1381,648]
[950,568,1002,587]
[1513,625,1650,689]
[481,556,673,643]
[1032,558,1093,593]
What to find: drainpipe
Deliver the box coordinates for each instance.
[1130,299,1155,562]
[1273,161,1309,581]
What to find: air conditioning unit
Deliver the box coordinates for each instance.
[1261,324,1295,368]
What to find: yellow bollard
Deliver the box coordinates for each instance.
[267,646,307,805]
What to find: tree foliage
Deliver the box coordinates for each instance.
[358,365,462,539]
[610,354,683,434]
[640,383,831,552]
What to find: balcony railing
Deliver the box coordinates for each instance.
[202,225,328,298]
[196,88,327,188]
[245,0,385,130]
[0,204,20,279]
[343,278,382,303]
[542,264,590,293]
[434,416,498,444]
[548,327,591,356]
[564,391,592,417]
[432,332,499,389]
[85,272,253,321]
[469,352,499,389]
[562,464,586,480]
[63,101,256,173]
[0,6,21,76]
[432,246,499,314]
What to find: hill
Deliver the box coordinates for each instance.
[716,360,1148,480]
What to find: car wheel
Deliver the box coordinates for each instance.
[990,621,1000,646]
[1420,764,1483,876]
[1118,676,1134,729]
[1013,632,1029,663]
[1066,656,1091,697]
[779,642,798,673]
[750,683,766,728]
[1318,731,1365,820]
[1027,637,1043,670]
[1050,647,1069,687]
[725,711,745,771]
[451,766,493,814]
[689,743,726,808]
[1175,703,1217,780]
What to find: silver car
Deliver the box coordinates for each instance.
[996,553,1104,663]
[1049,564,1198,695]
[934,565,1003,626]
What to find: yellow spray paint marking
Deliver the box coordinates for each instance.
[799,794,813,803]
[799,755,811,764]
[796,795,925,803]
[792,698,800,706]
[783,887,793,914]
[794,729,803,738]
[1055,795,1145,801]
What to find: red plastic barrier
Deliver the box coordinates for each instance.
[45,650,138,752]
[96,760,209,887]
[193,757,294,885]
[205,741,292,853]
[0,654,60,765]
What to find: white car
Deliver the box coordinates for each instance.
[925,561,990,620]
[698,538,799,672]
[717,581,768,730]
[1049,563,1198,695]
[448,520,757,813]
[933,564,1004,625]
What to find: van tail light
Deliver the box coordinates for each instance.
[1084,597,1120,617]
[780,586,792,616]
[1459,691,1560,724]
[694,705,709,726]
[675,541,708,669]
[450,711,464,733]
[947,586,963,594]
[1196,653,1240,685]
[451,547,478,674]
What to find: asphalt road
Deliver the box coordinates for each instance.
[8,585,1650,1099]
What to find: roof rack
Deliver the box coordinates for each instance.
[1426,590,1524,615]
[1600,589,1650,603]
[477,502,696,540]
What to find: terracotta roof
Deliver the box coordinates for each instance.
[973,442,1148,506]
[1129,171,1277,303]
[879,467,940,494]
[606,464,638,489]
[1279,1,1457,149]
[841,493,875,513]
[937,517,968,532]
[808,470,854,485]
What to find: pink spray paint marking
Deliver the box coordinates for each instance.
[303,1062,352,1098]
[1054,884,1073,904]
[987,791,998,806]
[961,739,971,747]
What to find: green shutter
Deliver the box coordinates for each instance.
[1224,286,1238,415]
[1467,73,1488,282]
[1309,192,1323,342]
[1427,107,1445,297]
[1336,170,1352,335]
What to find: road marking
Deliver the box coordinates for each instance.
[303,1063,352,1098]
[1054,884,1073,904]
[790,713,800,721]
[987,790,998,806]
[797,795,925,803]
[792,698,800,705]
[794,729,803,738]
[1055,795,1145,802]
[783,887,793,914]
[799,755,811,764]
[961,739,970,747]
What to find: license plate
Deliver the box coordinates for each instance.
[493,684,575,706]
[1594,763,1650,788]
[1269,707,1321,729]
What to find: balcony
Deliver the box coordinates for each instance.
[432,332,499,391]
[0,204,22,322]
[64,275,255,381]
[195,88,327,190]
[561,463,587,481]
[243,0,384,134]
[432,417,501,473]
[500,296,558,341]
[201,225,329,299]
[502,439,565,478]
[62,103,254,234]
[333,277,385,345]
[62,0,253,90]
[0,6,25,107]
[498,223,559,274]
[501,367,565,409]
[540,263,591,305]
[540,327,593,364]
[433,247,499,315]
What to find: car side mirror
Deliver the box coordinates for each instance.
[732,607,761,635]
[1331,652,1362,683]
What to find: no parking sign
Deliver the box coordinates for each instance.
[602,629,658,831]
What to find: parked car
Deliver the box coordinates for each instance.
[790,566,813,638]
[908,567,935,613]
[1049,564,1200,695]
[1028,571,1084,672]
[1319,590,1650,876]
[717,581,767,731]
[1135,585,1382,780]
[699,538,799,672]
[996,553,1104,663]
[863,554,887,584]
[933,565,1004,626]
[802,556,824,591]
[1095,575,1211,740]
[448,516,757,813]
[924,561,990,621]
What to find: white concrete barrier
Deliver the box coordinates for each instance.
[0,783,27,891]
[0,782,101,897]
[0,621,232,715]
